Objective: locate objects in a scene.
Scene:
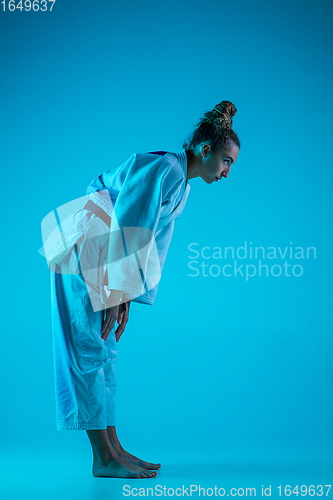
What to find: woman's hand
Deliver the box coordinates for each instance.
[101,289,122,341]
[101,304,119,341]
[101,289,131,342]
[115,300,131,343]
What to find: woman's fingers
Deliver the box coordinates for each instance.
[102,313,112,334]
[115,318,125,341]
[103,317,116,340]
[115,301,130,342]
[102,319,115,341]
[117,308,125,325]
[115,323,125,342]
[102,305,119,340]
[101,316,109,334]
[102,300,131,342]
[115,331,123,342]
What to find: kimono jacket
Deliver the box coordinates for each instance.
[39,150,190,308]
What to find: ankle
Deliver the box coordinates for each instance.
[93,449,116,466]
[109,439,123,454]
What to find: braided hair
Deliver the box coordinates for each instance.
[183,100,240,155]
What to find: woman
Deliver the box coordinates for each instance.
[41,100,240,479]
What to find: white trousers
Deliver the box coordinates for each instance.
[50,241,117,431]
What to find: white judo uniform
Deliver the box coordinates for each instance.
[42,150,190,430]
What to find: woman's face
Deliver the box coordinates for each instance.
[201,142,239,184]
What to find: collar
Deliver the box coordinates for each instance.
[173,149,188,184]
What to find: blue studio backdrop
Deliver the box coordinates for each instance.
[0,0,332,498]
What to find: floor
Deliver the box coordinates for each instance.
[1,446,332,500]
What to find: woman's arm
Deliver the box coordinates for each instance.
[101,289,131,342]
[105,154,179,298]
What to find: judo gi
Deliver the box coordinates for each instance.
[41,150,190,430]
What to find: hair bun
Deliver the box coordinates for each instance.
[213,100,237,128]
[182,100,240,154]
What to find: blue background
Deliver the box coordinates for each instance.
[1,0,332,497]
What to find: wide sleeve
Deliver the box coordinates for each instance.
[130,220,175,305]
[106,153,178,302]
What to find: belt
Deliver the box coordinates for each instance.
[83,200,111,228]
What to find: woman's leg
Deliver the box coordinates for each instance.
[102,327,161,471]
[51,256,157,478]
[86,429,157,478]
[51,265,108,430]
[106,426,161,470]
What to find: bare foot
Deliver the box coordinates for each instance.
[93,454,158,478]
[107,427,161,470]
[116,448,161,470]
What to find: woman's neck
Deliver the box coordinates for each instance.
[185,150,202,181]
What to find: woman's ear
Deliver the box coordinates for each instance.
[201,143,211,158]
